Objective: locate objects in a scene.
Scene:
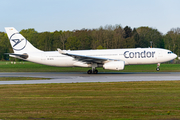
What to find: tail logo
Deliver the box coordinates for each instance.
[10,33,27,51]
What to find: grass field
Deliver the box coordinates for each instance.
[1,61,180,119]
[1,81,180,119]
[1,61,180,72]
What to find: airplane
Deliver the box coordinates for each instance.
[5,27,177,74]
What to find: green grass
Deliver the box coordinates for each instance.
[0,61,180,119]
[1,81,180,119]
[1,61,180,72]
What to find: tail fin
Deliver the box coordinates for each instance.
[5,27,42,54]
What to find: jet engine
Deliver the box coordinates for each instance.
[103,61,125,70]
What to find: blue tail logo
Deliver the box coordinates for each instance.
[10,33,27,51]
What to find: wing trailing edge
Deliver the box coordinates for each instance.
[57,48,120,64]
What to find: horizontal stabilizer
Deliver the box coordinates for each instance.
[5,53,28,59]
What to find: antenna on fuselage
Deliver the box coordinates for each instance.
[150,41,153,48]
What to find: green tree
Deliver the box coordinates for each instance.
[113,25,125,48]
[123,26,132,38]
[132,28,140,48]
[65,36,81,50]
[37,32,53,51]
[91,26,105,49]
[20,28,38,48]
[52,30,62,50]
[61,31,72,50]
[0,32,11,60]
[136,27,164,48]
[73,29,92,50]
[164,28,180,56]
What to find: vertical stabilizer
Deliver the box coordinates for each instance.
[5,27,42,54]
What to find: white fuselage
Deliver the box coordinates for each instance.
[24,48,177,67]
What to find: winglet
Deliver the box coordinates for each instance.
[57,48,65,54]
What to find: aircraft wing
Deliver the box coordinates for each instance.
[5,53,28,59]
[57,48,115,63]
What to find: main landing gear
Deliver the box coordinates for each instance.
[156,63,160,71]
[87,63,98,74]
[87,69,98,74]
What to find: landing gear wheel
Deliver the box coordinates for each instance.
[87,69,98,74]
[93,69,98,74]
[87,70,92,74]
[156,67,160,71]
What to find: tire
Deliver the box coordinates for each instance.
[87,70,92,74]
[156,67,160,71]
[93,70,98,74]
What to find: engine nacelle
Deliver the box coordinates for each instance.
[103,61,125,70]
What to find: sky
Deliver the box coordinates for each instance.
[0,0,180,34]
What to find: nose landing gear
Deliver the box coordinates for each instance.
[156,63,160,71]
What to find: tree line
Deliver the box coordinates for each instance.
[0,25,180,61]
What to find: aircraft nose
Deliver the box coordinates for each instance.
[173,53,177,59]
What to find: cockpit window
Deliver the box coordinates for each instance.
[168,51,173,54]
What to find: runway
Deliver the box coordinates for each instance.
[0,72,180,85]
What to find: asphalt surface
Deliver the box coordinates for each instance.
[0,72,180,85]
